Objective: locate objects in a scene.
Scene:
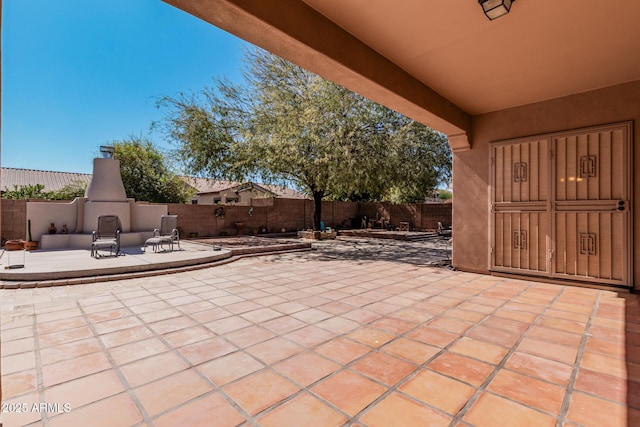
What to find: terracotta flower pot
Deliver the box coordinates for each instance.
[5,240,24,251]
[23,241,39,251]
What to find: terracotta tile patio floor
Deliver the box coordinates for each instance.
[2,248,640,426]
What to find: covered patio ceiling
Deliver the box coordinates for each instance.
[163,0,640,150]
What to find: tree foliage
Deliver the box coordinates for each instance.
[112,136,194,204]
[157,47,451,228]
[2,182,87,200]
[2,184,47,199]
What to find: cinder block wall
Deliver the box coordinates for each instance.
[2,198,452,241]
[1,199,27,241]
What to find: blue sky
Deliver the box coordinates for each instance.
[2,0,248,173]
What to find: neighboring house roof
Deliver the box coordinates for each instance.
[180,177,241,194]
[1,167,92,193]
[181,176,307,199]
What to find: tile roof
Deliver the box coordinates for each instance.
[1,167,92,193]
[181,177,307,199]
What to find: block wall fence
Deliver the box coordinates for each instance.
[1,198,451,241]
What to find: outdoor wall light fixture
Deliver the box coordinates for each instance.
[478,0,514,20]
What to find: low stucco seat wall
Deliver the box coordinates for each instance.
[39,231,155,250]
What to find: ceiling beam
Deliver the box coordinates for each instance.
[164,0,472,150]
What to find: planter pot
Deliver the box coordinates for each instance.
[23,241,39,251]
[5,240,24,251]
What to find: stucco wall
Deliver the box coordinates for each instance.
[453,80,640,290]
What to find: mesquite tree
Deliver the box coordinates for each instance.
[157,47,451,229]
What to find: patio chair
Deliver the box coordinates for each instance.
[91,215,121,258]
[144,215,180,252]
[437,221,452,237]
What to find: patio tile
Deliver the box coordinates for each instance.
[37,316,87,335]
[443,308,487,323]
[258,392,347,427]
[271,301,310,315]
[342,308,383,323]
[1,369,38,399]
[466,324,520,348]
[482,315,530,334]
[190,307,232,323]
[2,351,37,374]
[44,369,125,410]
[138,307,183,324]
[492,307,538,323]
[120,351,189,387]
[528,325,583,347]
[224,300,263,314]
[352,351,416,385]
[130,301,173,316]
[428,317,474,334]
[41,351,111,387]
[261,315,308,334]
[366,301,403,315]
[518,337,578,364]
[178,336,238,365]
[162,325,216,348]
[246,337,305,364]
[574,368,628,404]
[428,352,495,386]
[153,392,245,427]
[176,300,216,314]
[148,315,197,335]
[48,392,143,427]
[0,336,35,356]
[315,337,371,364]
[224,369,300,416]
[538,316,587,334]
[81,301,125,314]
[406,326,458,348]
[198,352,264,386]
[99,325,154,348]
[292,308,333,323]
[463,392,556,427]
[85,308,134,323]
[274,351,340,386]
[449,336,509,365]
[0,391,42,426]
[545,308,590,323]
[315,316,360,334]
[399,369,475,415]
[38,326,94,347]
[284,325,335,348]
[361,392,452,427]
[589,325,625,343]
[221,321,272,344]
[312,370,386,416]
[109,337,169,365]
[371,317,418,334]
[580,351,628,379]
[566,391,636,427]
[93,316,144,334]
[347,326,396,348]
[134,370,213,417]
[487,369,566,414]
[205,316,252,334]
[504,352,573,386]
[381,338,440,364]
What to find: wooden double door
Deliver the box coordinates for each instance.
[491,122,632,287]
